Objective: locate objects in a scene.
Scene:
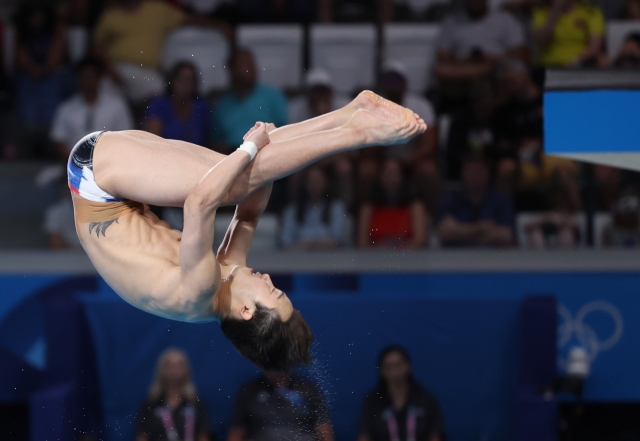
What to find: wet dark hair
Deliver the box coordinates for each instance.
[220,304,314,372]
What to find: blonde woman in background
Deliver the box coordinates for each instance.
[136,348,211,441]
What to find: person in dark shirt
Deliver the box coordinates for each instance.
[14,3,67,156]
[492,58,543,195]
[493,59,543,155]
[136,348,211,441]
[437,153,515,247]
[228,372,334,441]
[146,62,210,146]
[358,345,444,441]
[445,82,497,181]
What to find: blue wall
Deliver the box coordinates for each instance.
[1,271,638,441]
[545,90,640,154]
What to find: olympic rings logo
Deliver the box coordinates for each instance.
[558,301,624,367]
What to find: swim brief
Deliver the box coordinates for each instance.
[67,131,123,203]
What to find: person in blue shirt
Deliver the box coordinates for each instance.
[211,48,288,153]
[146,62,210,146]
[437,153,515,247]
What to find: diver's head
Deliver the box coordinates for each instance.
[215,266,314,371]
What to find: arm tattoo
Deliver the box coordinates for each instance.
[89,218,119,238]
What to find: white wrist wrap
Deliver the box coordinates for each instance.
[237,141,258,161]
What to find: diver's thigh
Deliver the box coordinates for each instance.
[92,131,223,207]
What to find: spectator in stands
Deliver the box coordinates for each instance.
[523,178,583,249]
[584,165,624,214]
[494,59,543,152]
[288,68,354,205]
[181,0,317,23]
[445,82,497,180]
[136,348,211,441]
[14,3,68,154]
[358,345,444,441]
[93,0,230,103]
[145,62,209,146]
[379,61,440,212]
[0,16,20,161]
[43,175,82,249]
[318,0,393,22]
[517,138,582,211]
[44,195,80,248]
[50,58,133,160]
[603,191,640,247]
[229,371,334,441]
[532,0,606,67]
[437,153,515,247]
[435,0,526,108]
[614,33,640,67]
[211,48,288,153]
[280,165,349,250]
[179,0,235,20]
[620,0,640,19]
[64,0,109,28]
[492,58,543,194]
[391,0,453,22]
[358,158,428,249]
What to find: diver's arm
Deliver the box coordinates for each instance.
[217,184,273,267]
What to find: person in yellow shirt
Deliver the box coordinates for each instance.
[532,0,606,67]
[93,0,231,103]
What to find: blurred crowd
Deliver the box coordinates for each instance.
[1,0,640,250]
[135,345,444,441]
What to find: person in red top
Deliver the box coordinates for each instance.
[357,158,428,249]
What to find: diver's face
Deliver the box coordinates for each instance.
[230,266,293,322]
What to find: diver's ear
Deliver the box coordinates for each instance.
[240,303,254,321]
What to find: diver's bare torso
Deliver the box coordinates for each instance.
[73,197,213,322]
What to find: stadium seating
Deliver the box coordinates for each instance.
[237,25,304,90]
[310,24,376,94]
[606,21,640,59]
[162,26,230,95]
[383,24,441,93]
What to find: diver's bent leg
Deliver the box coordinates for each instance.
[265,91,425,143]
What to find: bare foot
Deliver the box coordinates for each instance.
[346,109,424,147]
[353,91,428,132]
